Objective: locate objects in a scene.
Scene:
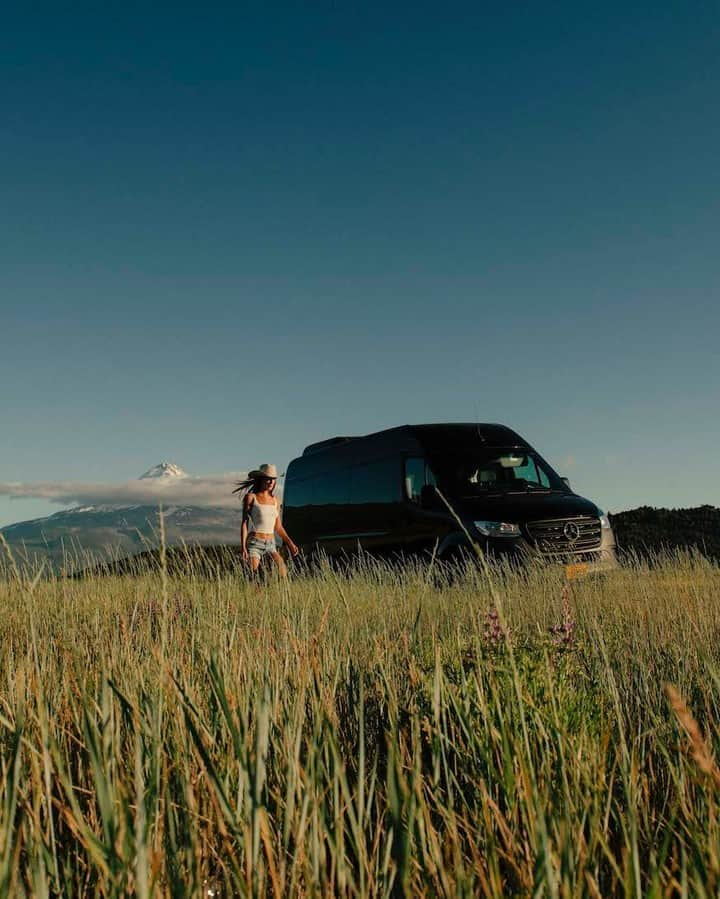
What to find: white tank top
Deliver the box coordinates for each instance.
[249,498,279,533]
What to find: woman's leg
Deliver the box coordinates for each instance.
[269,551,288,577]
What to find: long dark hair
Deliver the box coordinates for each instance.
[231,475,276,500]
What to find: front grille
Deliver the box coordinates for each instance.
[525,517,601,554]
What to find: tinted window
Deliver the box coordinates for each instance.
[350,458,401,504]
[312,470,350,506]
[404,457,437,503]
[285,478,313,508]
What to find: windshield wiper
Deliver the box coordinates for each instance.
[458,483,558,496]
[528,485,571,494]
[460,490,506,498]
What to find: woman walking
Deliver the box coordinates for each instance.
[235,464,299,577]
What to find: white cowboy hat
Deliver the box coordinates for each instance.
[248,463,279,480]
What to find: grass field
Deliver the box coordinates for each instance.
[0,544,719,896]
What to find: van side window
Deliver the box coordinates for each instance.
[313,470,350,506]
[350,458,401,504]
[405,458,436,503]
[285,478,314,508]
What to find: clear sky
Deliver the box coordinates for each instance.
[1,1,718,527]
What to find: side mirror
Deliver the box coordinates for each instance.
[561,477,571,490]
[420,484,440,508]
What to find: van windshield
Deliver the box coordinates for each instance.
[431,450,565,496]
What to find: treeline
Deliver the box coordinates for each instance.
[610,504,720,561]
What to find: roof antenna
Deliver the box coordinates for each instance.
[473,403,486,442]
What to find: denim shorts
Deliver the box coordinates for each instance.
[247,535,277,560]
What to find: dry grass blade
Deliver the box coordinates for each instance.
[0,548,717,894]
[665,683,720,789]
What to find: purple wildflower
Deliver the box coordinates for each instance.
[484,605,510,649]
[550,584,577,651]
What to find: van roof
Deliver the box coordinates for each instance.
[410,423,531,452]
[301,423,530,457]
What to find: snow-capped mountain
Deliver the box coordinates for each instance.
[139,462,188,480]
[0,462,240,572]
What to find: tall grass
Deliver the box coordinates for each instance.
[0,546,719,896]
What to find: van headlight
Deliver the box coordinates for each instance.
[599,512,611,529]
[474,520,521,537]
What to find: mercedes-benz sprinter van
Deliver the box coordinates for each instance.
[282,423,617,572]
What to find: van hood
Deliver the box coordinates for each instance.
[454,491,600,524]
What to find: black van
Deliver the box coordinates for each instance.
[282,423,617,572]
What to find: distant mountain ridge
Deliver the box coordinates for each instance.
[0,461,241,572]
[1,503,240,572]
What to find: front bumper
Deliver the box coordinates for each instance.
[479,527,619,571]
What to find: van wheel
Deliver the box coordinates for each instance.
[438,547,474,582]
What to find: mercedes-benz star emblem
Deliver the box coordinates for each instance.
[563,521,580,542]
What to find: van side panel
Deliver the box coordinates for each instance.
[283,426,425,556]
[281,468,314,550]
[345,456,404,555]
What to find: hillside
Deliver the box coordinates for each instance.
[610,504,720,561]
[0,504,240,573]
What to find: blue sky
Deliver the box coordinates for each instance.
[1,1,718,526]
